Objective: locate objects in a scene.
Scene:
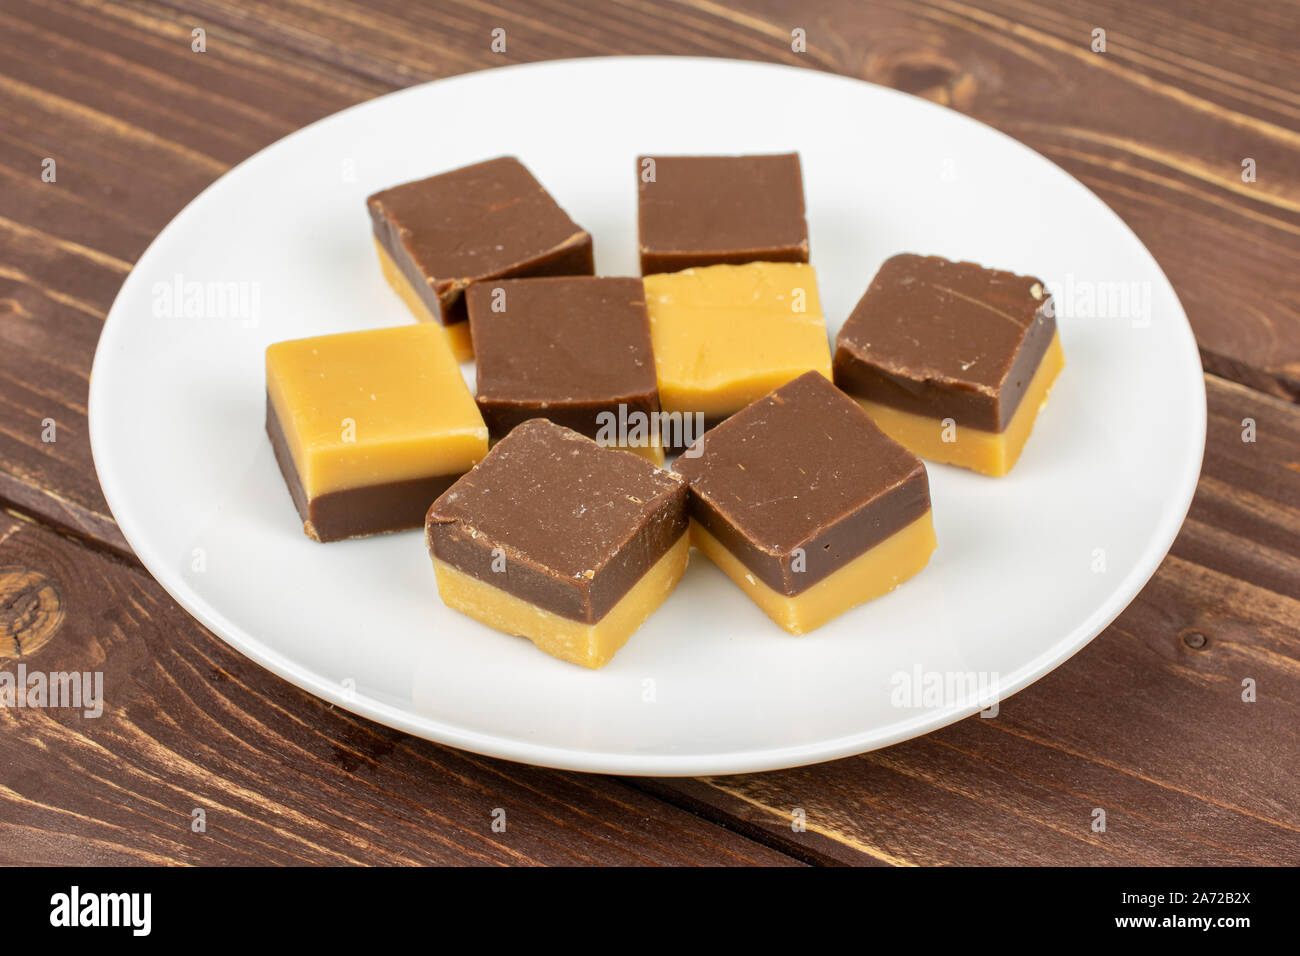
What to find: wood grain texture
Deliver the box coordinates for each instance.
[636,375,1300,866]
[0,0,1297,865]
[0,509,794,865]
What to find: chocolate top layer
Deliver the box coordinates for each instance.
[469,276,656,393]
[637,154,809,272]
[833,254,1057,432]
[673,372,930,596]
[427,419,688,623]
[368,157,592,322]
[468,277,659,440]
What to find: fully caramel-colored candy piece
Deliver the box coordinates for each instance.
[643,262,832,420]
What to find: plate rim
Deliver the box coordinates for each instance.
[88,55,1207,776]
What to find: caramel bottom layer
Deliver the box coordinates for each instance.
[373,238,474,362]
[691,512,936,635]
[432,533,689,669]
[855,333,1065,477]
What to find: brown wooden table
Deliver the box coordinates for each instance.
[1,0,1297,866]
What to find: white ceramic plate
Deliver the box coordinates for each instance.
[89,57,1205,775]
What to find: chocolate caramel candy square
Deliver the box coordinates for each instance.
[266,324,488,542]
[832,254,1065,476]
[672,372,935,635]
[426,419,689,669]
[642,261,832,432]
[368,157,594,360]
[636,154,809,275]
[466,276,663,463]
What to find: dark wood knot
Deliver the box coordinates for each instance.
[879,52,975,108]
[0,566,66,659]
